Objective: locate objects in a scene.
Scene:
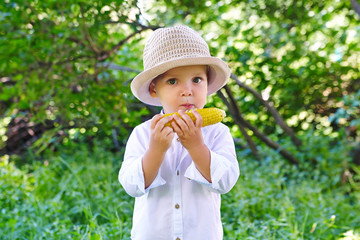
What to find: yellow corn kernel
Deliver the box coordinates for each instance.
[163,108,226,128]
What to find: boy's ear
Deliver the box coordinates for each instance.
[149,81,157,97]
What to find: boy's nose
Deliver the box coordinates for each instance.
[181,86,193,96]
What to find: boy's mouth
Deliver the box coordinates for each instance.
[180,103,195,110]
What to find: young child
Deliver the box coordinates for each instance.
[119,25,240,240]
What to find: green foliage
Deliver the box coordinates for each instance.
[1,135,359,239]
[0,0,148,143]
[292,128,351,186]
[2,0,359,144]
[1,1,360,239]
[0,143,132,239]
[221,140,360,239]
[329,90,360,130]
[144,0,359,117]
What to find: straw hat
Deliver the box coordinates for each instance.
[131,25,230,106]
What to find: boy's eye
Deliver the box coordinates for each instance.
[167,78,177,85]
[193,77,202,83]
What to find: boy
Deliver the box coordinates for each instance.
[119,25,240,240]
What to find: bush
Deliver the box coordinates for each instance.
[1,130,359,239]
[222,142,360,239]
[0,143,133,239]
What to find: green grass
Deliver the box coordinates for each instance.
[221,154,360,239]
[0,143,133,239]
[1,138,359,239]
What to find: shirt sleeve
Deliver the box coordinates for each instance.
[118,124,166,197]
[184,124,240,194]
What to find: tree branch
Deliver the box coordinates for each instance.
[351,0,360,18]
[230,73,302,147]
[217,89,260,160]
[96,63,141,73]
[67,36,93,50]
[221,84,299,165]
[97,26,153,61]
[80,4,101,54]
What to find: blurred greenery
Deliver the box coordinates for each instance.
[1,136,359,239]
[1,0,360,239]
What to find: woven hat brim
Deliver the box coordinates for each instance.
[131,57,230,106]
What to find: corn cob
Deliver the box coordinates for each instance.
[163,108,226,128]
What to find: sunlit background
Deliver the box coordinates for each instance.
[0,0,359,239]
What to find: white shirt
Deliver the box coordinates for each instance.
[119,119,240,240]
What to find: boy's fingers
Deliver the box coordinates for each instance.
[179,110,194,128]
[155,116,173,131]
[150,114,163,129]
[174,111,190,131]
[171,120,183,136]
[159,115,173,125]
[163,126,175,137]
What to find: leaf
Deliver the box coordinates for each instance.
[71,4,80,16]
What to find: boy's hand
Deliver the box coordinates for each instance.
[149,114,175,153]
[171,109,204,151]
[142,114,174,188]
[172,109,211,182]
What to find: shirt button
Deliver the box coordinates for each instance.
[176,138,180,142]
[177,170,179,176]
[175,204,180,209]
[176,238,181,240]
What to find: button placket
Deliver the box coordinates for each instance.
[173,140,183,239]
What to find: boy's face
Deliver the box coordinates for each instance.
[150,65,208,114]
